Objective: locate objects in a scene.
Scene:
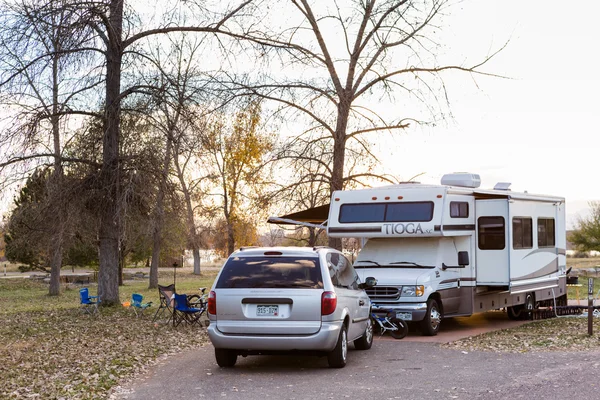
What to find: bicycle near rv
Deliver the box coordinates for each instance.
[270,173,567,335]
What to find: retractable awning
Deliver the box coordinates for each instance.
[267,204,330,227]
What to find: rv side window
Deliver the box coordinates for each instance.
[513,217,533,249]
[450,202,469,218]
[537,218,555,247]
[478,216,505,250]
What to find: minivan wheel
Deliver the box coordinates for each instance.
[354,318,373,350]
[215,349,237,367]
[327,325,348,368]
[419,298,441,336]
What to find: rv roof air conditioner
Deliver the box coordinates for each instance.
[440,173,481,188]
[493,182,512,191]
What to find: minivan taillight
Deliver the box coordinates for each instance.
[321,291,337,315]
[208,290,216,315]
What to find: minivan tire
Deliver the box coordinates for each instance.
[215,348,237,367]
[354,318,373,350]
[327,325,348,368]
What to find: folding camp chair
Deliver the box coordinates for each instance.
[79,288,100,315]
[131,293,152,317]
[172,293,203,327]
[152,284,176,323]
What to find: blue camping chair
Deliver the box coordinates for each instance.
[173,293,203,327]
[131,293,152,317]
[79,288,100,315]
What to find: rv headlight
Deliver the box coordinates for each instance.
[401,285,424,297]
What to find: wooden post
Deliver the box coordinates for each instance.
[588,278,594,336]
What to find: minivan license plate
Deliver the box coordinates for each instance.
[257,305,278,316]
[396,312,412,321]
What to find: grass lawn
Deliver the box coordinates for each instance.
[0,268,218,400]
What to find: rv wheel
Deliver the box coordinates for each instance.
[524,293,535,320]
[506,305,524,320]
[420,299,441,336]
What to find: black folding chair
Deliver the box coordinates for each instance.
[152,284,175,324]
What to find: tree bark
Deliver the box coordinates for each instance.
[328,101,350,251]
[48,48,63,296]
[149,135,172,288]
[97,0,123,305]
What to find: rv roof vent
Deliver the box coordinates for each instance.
[493,182,512,191]
[440,173,481,188]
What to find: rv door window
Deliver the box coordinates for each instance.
[339,202,434,223]
[478,216,506,250]
[513,217,533,249]
[537,218,556,247]
[450,201,469,218]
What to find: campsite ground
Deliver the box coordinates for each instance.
[1,258,600,399]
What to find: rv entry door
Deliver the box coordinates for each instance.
[475,199,509,286]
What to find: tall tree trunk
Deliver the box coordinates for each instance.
[183,187,201,275]
[173,150,202,275]
[98,0,123,305]
[192,247,201,275]
[227,220,235,256]
[48,52,63,296]
[149,135,172,288]
[328,103,349,251]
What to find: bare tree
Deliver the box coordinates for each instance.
[145,35,213,279]
[0,0,254,304]
[221,0,503,248]
[0,0,101,294]
[201,100,273,256]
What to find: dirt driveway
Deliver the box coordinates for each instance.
[111,339,600,400]
[111,312,600,400]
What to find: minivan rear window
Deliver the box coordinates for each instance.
[216,256,323,289]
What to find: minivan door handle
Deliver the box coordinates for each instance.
[359,300,365,306]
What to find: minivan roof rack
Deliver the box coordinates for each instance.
[238,246,259,251]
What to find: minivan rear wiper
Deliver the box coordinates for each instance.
[354,260,381,268]
[389,261,434,269]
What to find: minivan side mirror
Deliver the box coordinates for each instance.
[358,276,377,289]
[458,251,469,266]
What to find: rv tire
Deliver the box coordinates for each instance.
[420,298,441,336]
[506,305,524,320]
[524,293,535,320]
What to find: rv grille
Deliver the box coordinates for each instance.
[366,286,400,301]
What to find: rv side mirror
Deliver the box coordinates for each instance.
[458,251,469,266]
[359,276,378,289]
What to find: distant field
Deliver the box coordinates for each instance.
[567,256,600,271]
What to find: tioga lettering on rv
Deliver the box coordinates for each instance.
[383,223,431,235]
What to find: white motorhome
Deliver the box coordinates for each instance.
[271,173,567,335]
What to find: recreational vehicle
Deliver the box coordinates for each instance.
[270,173,567,335]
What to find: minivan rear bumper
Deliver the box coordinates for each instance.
[208,321,342,352]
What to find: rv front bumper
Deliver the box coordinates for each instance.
[372,302,428,322]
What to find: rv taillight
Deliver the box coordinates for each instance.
[208,290,217,315]
[321,291,337,315]
[264,251,283,256]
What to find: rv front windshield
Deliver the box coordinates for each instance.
[354,237,444,268]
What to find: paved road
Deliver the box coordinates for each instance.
[112,327,600,399]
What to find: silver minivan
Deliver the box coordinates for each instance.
[207,246,375,368]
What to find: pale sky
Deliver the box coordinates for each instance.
[1,0,597,230]
[375,0,600,228]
